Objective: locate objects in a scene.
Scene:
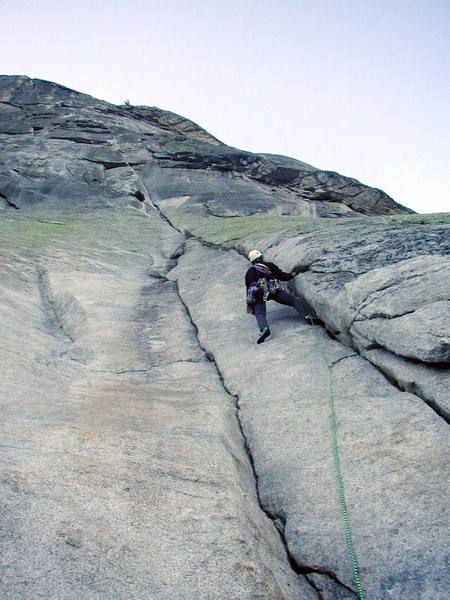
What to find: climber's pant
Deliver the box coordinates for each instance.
[254,290,301,331]
[254,300,269,331]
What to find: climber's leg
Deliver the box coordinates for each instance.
[257,326,271,344]
[272,290,311,320]
[272,289,297,307]
[254,299,268,330]
[254,300,271,343]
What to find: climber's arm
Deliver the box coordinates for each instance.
[266,262,295,281]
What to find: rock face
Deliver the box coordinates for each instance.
[0,75,449,600]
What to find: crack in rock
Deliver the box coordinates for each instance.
[36,267,75,343]
[350,264,448,318]
[89,358,205,375]
[172,276,315,582]
[150,198,183,234]
[169,250,356,596]
[352,308,417,322]
[138,186,446,597]
[0,191,19,209]
[146,206,316,588]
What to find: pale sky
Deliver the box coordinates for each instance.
[2,0,449,213]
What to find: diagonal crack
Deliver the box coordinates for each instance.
[174,273,357,597]
[36,267,74,343]
[0,191,19,209]
[139,179,360,597]
[350,263,449,322]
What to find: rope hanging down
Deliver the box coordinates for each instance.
[311,316,366,600]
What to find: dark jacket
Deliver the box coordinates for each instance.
[245,261,294,290]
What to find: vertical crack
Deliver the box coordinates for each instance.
[305,575,324,599]
[172,274,356,597]
[138,184,359,596]
[107,140,156,210]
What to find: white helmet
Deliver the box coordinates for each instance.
[248,249,263,262]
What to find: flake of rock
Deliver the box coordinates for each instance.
[351,300,450,362]
[363,348,450,421]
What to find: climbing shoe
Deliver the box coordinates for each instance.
[257,326,271,344]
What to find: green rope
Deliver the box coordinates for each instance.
[311,316,366,600]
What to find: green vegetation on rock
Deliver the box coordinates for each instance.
[163,202,450,249]
[0,208,176,269]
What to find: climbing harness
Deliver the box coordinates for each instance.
[246,278,267,304]
[247,263,285,304]
[310,315,366,600]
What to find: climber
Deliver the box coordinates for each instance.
[245,249,309,344]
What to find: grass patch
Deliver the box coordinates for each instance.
[0,208,174,268]
[164,203,449,248]
[163,203,319,246]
